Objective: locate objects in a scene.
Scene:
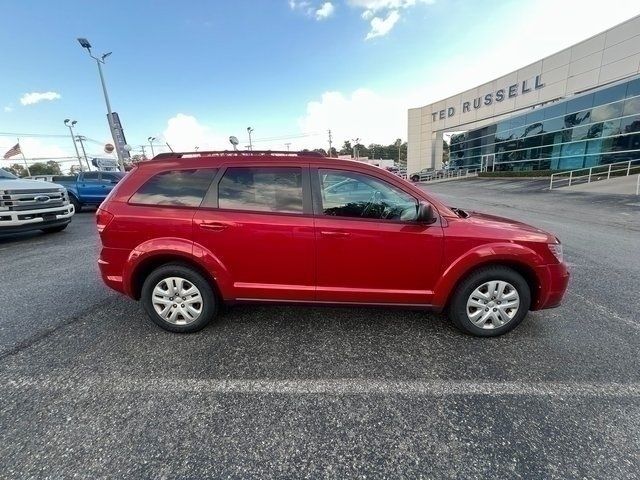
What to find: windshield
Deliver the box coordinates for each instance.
[0,169,17,179]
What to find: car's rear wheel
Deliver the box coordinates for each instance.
[141,263,217,333]
[448,266,531,337]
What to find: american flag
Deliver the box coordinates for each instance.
[3,143,21,159]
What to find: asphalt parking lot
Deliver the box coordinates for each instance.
[1,180,639,478]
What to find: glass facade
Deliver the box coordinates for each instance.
[448,76,640,171]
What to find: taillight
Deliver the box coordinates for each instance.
[96,207,114,233]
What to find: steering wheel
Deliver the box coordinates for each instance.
[361,191,382,217]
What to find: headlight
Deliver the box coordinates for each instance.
[548,242,563,263]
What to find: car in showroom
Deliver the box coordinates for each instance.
[0,168,74,235]
[96,151,569,337]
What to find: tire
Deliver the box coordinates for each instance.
[410,175,420,182]
[69,196,81,213]
[140,263,218,333]
[41,224,68,234]
[448,266,531,337]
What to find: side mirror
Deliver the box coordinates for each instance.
[417,202,437,224]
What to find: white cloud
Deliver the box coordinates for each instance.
[349,0,433,12]
[366,10,400,39]
[289,0,314,16]
[20,91,61,106]
[298,88,409,149]
[3,105,13,112]
[348,0,433,39]
[162,113,229,152]
[315,2,335,20]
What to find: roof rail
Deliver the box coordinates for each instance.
[152,150,325,161]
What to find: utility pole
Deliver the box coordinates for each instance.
[140,145,146,159]
[75,135,91,171]
[328,129,333,157]
[64,119,83,172]
[397,139,402,166]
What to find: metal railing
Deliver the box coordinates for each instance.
[549,159,640,190]
[412,168,479,183]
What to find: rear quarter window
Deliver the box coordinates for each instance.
[129,169,217,207]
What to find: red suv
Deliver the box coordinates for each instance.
[97,151,569,337]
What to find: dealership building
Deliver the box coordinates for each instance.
[407,15,640,174]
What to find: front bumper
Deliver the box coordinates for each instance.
[532,262,570,310]
[0,205,74,234]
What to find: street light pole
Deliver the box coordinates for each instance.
[148,137,156,157]
[77,38,125,172]
[284,143,291,151]
[75,135,91,171]
[247,127,254,151]
[64,119,83,172]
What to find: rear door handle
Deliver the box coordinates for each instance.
[200,221,232,232]
[320,230,350,237]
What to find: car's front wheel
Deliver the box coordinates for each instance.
[448,266,531,337]
[141,263,218,333]
[410,175,420,182]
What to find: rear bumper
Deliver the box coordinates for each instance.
[532,262,570,310]
[98,246,131,295]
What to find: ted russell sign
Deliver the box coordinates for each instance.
[431,75,545,122]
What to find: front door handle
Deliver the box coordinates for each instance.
[320,230,350,237]
[200,221,232,232]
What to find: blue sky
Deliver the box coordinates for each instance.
[1,0,640,165]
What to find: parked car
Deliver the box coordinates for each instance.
[96,151,569,337]
[0,168,74,235]
[409,168,434,182]
[53,171,126,212]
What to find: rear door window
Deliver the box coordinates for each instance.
[217,167,303,214]
[130,169,217,207]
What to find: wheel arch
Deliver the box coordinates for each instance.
[129,254,223,302]
[433,244,545,310]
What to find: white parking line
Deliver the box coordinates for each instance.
[568,291,640,332]
[3,377,639,397]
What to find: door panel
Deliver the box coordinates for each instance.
[313,168,444,305]
[314,217,443,304]
[193,165,315,301]
[193,210,315,301]
[79,172,103,203]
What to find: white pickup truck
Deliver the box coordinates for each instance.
[0,168,74,235]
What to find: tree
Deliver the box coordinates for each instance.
[6,163,26,177]
[28,161,62,176]
[339,140,352,156]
